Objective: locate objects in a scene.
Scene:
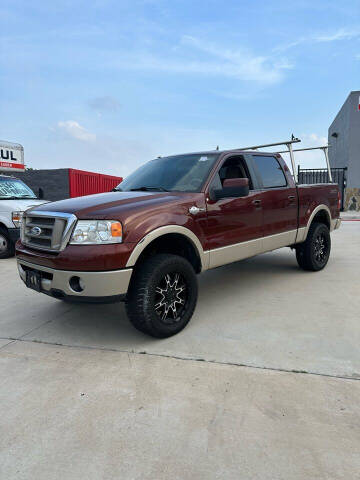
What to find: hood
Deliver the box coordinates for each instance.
[0,198,48,212]
[28,191,193,218]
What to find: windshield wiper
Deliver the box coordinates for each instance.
[130,186,169,192]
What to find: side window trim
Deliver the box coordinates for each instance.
[216,154,260,191]
[205,153,262,192]
[242,154,261,191]
[251,154,288,189]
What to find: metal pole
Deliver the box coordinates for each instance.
[321,147,333,182]
[287,142,298,184]
[240,137,301,151]
[277,146,329,153]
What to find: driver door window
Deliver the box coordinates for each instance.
[213,156,253,190]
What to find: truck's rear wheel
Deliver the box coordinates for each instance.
[296,222,331,271]
[125,254,198,338]
[0,227,15,259]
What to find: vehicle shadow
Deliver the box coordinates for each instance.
[198,249,301,305]
[21,248,302,349]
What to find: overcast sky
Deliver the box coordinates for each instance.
[1,0,359,177]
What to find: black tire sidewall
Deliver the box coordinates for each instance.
[144,256,197,336]
[0,228,14,259]
[128,254,198,337]
[306,223,331,271]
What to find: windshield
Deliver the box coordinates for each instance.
[0,177,37,199]
[115,153,219,193]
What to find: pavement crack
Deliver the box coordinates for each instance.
[0,336,359,383]
[0,339,16,350]
[11,306,75,341]
[16,320,54,340]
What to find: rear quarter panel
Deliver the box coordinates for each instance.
[297,183,340,228]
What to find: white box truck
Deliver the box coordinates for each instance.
[0,141,47,258]
[0,174,48,258]
[0,141,25,172]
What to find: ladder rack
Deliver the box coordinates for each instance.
[276,145,332,183]
[238,136,332,183]
[239,135,301,183]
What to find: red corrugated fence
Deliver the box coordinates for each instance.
[68,169,123,198]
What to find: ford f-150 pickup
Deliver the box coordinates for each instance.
[16,146,341,337]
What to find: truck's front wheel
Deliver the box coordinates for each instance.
[125,254,198,338]
[0,227,15,259]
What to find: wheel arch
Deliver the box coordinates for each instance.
[0,222,9,232]
[306,205,331,231]
[297,205,331,243]
[126,226,209,273]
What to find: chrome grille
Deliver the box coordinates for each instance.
[21,211,77,252]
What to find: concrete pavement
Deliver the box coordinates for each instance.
[1,341,360,480]
[1,222,359,378]
[1,222,360,478]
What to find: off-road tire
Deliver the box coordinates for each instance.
[125,254,198,338]
[0,227,15,259]
[296,222,331,271]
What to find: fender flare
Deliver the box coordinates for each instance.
[297,204,332,243]
[125,225,210,271]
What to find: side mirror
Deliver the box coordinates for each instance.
[214,178,249,200]
[38,187,44,200]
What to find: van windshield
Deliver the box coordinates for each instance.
[115,153,219,193]
[0,177,37,199]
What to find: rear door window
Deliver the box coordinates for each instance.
[252,155,287,188]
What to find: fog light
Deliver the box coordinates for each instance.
[69,276,84,293]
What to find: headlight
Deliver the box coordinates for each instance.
[70,220,123,245]
[12,211,24,228]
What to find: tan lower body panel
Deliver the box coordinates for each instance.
[17,259,133,297]
[208,229,298,269]
[262,229,297,251]
[295,227,307,243]
[208,237,262,269]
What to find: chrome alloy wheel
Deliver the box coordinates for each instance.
[314,233,328,263]
[154,272,187,324]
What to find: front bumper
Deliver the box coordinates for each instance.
[17,259,133,303]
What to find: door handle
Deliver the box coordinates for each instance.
[252,199,261,205]
[288,195,295,200]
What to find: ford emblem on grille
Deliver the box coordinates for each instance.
[31,226,42,236]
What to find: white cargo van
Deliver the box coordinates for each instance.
[0,174,47,258]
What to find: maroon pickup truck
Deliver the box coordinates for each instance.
[16,149,341,337]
